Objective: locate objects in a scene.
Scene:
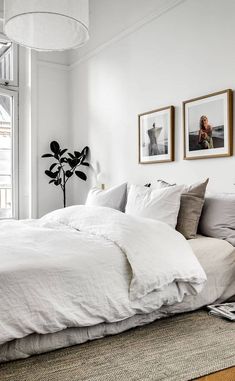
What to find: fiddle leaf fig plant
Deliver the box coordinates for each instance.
[42,141,89,208]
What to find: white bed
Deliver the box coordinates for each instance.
[0,206,234,362]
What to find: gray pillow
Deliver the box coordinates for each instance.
[199,194,235,246]
[153,179,209,239]
[86,183,127,212]
[176,179,209,239]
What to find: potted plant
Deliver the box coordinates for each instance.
[42,140,89,208]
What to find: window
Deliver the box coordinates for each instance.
[0,40,18,86]
[0,39,18,219]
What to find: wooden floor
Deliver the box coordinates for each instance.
[196,367,235,380]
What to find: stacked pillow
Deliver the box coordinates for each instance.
[153,179,176,189]
[152,179,209,239]
[176,179,209,239]
[85,179,209,239]
[86,183,127,212]
[199,194,235,246]
[125,184,184,229]
[86,182,235,247]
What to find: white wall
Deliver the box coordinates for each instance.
[69,0,181,64]
[3,45,71,219]
[69,0,235,204]
[36,61,70,217]
[18,47,32,219]
[0,13,72,218]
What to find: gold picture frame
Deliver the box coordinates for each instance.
[138,106,174,164]
[183,89,233,160]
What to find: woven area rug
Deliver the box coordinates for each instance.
[0,310,235,381]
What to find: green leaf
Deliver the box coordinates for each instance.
[45,170,58,179]
[68,153,75,159]
[81,162,89,167]
[49,179,55,184]
[50,163,57,171]
[74,151,81,158]
[66,170,73,178]
[54,178,62,186]
[50,141,60,154]
[67,158,73,168]
[81,146,89,157]
[75,171,87,181]
[60,148,67,156]
[42,153,53,158]
[60,157,67,163]
[68,158,77,168]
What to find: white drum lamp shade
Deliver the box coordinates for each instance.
[4,0,89,51]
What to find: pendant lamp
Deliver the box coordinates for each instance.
[4,0,89,51]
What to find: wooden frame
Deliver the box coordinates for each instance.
[183,89,233,160]
[138,106,174,164]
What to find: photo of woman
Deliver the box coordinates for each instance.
[198,115,214,149]
[138,106,174,164]
[147,123,164,156]
[183,89,232,159]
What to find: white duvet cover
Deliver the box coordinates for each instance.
[0,206,206,346]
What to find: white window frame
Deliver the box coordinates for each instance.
[0,33,19,219]
[0,82,19,219]
[0,36,18,87]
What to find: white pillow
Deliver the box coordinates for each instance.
[86,183,127,212]
[125,184,184,228]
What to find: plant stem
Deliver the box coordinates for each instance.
[63,186,66,208]
[63,171,66,208]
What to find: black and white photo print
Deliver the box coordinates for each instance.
[138,106,174,164]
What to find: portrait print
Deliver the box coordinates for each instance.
[183,90,233,159]
[138,106,174,164]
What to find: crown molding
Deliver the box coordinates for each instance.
[37,60,70,72]
[70,0,186,70]
[36,0,186,73]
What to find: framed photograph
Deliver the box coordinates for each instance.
[138,106,174,164]
[183,89,233,160]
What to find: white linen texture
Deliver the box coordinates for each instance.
[85,183,127,211]
[0,205,206,346]
[125,184,184,228]
[1,235,235,363]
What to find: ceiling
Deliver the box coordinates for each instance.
[70,0,182,63]
[0,0,173,29]
[0,0,183,65]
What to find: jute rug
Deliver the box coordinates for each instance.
[0,310,235,381]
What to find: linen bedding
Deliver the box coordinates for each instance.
[0,236,235,361]
[1,235,235,363]
[0,205,207,362]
